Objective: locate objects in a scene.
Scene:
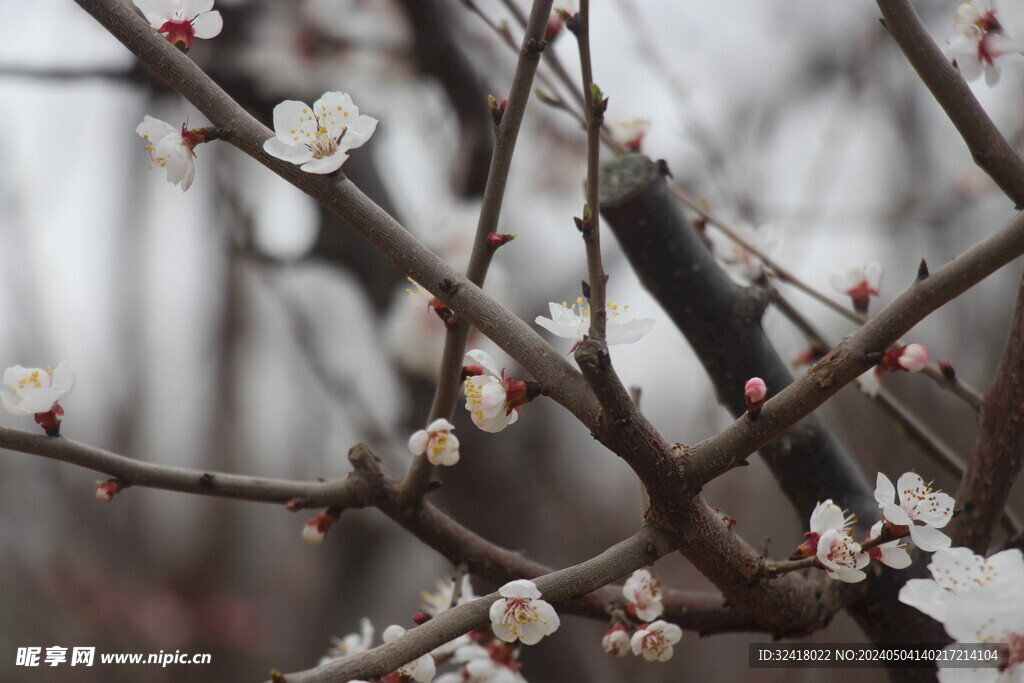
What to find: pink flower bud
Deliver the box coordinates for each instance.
[412,611,431,625]
[879,343,928,373]
[94,479,122,503]
[898,344,928,372]
[744,377,767,417]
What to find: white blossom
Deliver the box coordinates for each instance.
[866,520,912,570]
[1,362,75,417]
[630,620,682,662]
[321,618,374,664]
[464,350,532,433]
[409,418,460,466]
[435,643,527,683]
[831,262,882,314]
[875,472,954,552]
[623,569,664,622]
[489,579,560,645]
[133,0,223,49]
[535,298,654,348]
[264,92,378,174]
[382,625,436,682]
[816,528,869,583]
[602,623,631,656]
[900,547,1024,623]
[938,588,1024,682]
[948,0,1024,85]
[136,116,200,191]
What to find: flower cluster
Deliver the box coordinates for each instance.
[900,547,1024,681]
[793,472,952,583]
[600,570,682,663]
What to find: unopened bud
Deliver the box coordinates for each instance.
[94,479,123,503]
[412,611,432,625]
[302,509,340,545]
[486,232,517,248]
[881,344,928,373]
[744,377,767,418]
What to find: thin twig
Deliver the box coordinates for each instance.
[575,0,608,340]
[397,0,556,505]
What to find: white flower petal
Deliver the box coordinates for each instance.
[408,430,429,455]
[301,152,349,174]
[465,349,502,377]
[907,524,951,552]
[263,137,314,165]
[190,10,222,39]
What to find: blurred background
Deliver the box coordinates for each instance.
[1,0,1023,680]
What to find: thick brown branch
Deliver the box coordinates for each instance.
[951,270,1024,551]
[599,154,875,521]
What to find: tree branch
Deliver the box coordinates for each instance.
[876,0,1024,208]
[398,0,555,504]
[278,526,678,682]
[599,154,875,521]
[951,269,1024,552]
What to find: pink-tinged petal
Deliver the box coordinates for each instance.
[830,566,867,583]
[426,418,454,433]
[408,430,429,455]
[465,349,502,377]
[263,137,314,165]
[489,599,517,643]
[882,502,912,527]
[877,545,912,569]
[137,115,177,141]
[635,603,663,622]
[499,579,541,600]
[301,152,348,174]
[190,11,222,39]
[907,524,951,552]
